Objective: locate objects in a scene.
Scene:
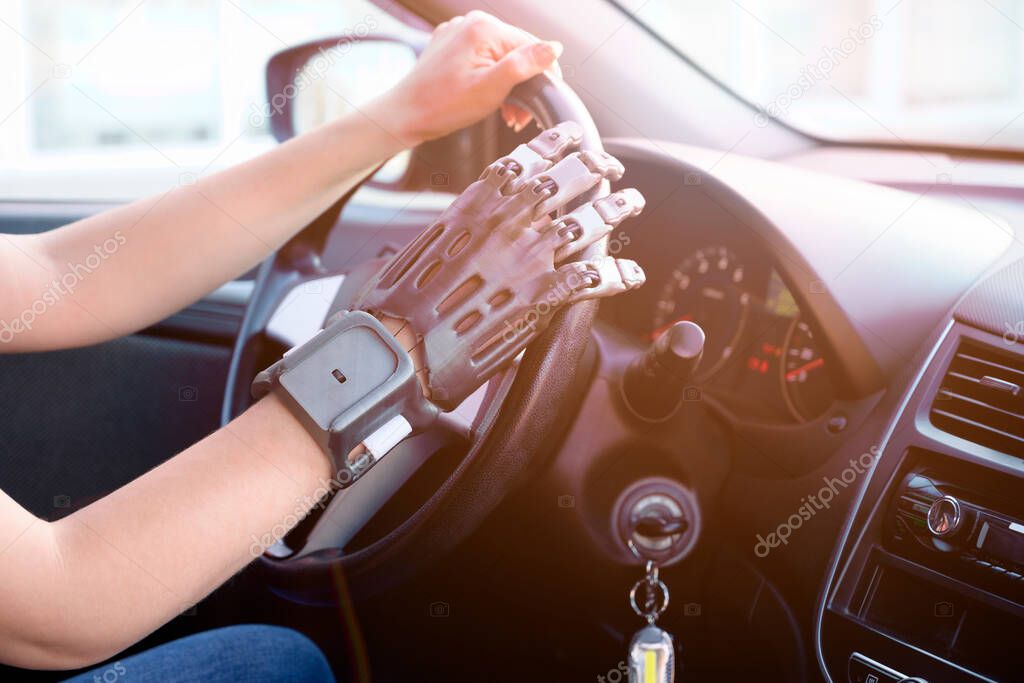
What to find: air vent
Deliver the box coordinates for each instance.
[930,339,1024,457]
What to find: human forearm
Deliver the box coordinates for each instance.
[0,106,409,353]
[0,394,332,669]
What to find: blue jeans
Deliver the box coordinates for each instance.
[63,625,335,683]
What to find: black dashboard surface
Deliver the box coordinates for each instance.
[809,234,1024,681]
[597,140,1018,682]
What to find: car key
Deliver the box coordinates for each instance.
[628,623,675,683]
[626,545,677,682]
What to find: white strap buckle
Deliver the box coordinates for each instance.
[362,414,413,460]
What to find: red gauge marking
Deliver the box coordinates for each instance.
[785,356,824,380]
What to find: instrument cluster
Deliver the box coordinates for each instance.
[604,242,836,423]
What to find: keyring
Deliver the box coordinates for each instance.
[629,577,669,622]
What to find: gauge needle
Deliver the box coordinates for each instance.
[785,357,824,380]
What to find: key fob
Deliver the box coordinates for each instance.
[628,624,675,683]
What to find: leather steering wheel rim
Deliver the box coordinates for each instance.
[258,73,607,598]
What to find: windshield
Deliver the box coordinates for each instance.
[628,0,1024,152]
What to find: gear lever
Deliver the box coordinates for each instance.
[622,321,705,421]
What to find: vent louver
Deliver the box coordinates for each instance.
[930,339,1024,457]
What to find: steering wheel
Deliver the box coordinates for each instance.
[241,73,609,599]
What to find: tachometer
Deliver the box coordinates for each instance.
[781,317,835,422]
[651,246,750,379]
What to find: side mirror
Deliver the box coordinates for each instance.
[264,35,421,184]
[263,34,512,193]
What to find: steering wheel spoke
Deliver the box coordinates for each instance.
[286,426,466,558]
[276,368,515,559]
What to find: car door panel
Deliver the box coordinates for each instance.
[0,202,241,518]
[0,335,231,519]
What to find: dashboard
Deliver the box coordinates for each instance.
[594,140,1019,681]
[817,260,1024,683]
[601,238,834,424]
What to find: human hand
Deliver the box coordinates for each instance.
[371,10,564,146]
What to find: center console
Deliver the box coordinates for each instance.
[887,461,1024,607]
[817,259,1024,683]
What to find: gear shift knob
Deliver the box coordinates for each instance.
[648,320,705,379]
[622,321,705,421]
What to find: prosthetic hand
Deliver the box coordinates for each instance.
[253,123,646,486]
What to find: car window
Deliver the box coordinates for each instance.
[626,0,1024,152]
[0,0,416,201]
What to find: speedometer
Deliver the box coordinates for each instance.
[651,246,751,379]
[781,317,835,422]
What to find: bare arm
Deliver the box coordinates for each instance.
[0,112,403,351]
[0,11,562,353]
[0,11,562,668]
[0,394,332,669]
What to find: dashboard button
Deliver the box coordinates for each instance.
[927,496,963,537]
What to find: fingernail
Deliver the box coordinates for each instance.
[534,40,563,62]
